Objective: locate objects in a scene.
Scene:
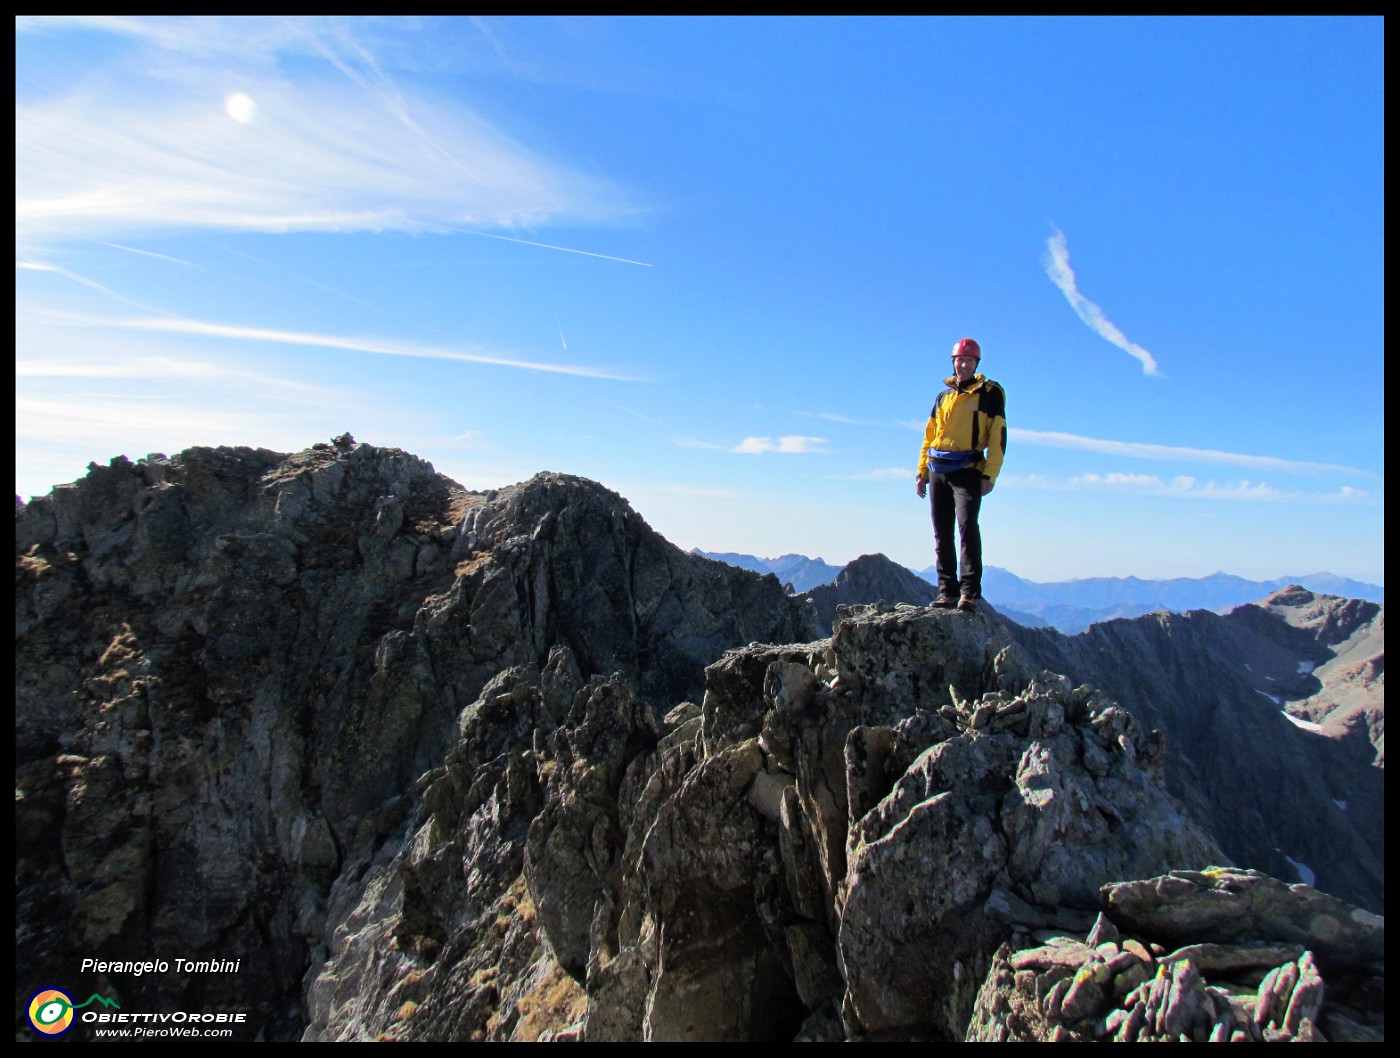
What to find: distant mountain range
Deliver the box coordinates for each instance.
[967,566,1385,634]
[694,551,1384,635]
[692,551,844,593]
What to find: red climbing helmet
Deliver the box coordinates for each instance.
[951,338,981,361]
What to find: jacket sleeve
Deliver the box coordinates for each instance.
[916,407,937,476]
[980,384,1007,484]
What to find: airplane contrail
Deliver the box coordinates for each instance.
[444,225,653,267]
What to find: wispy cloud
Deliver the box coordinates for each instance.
[15,352,342,398]
[17,258,167,313]
[733,436,829,455]
[672,435,831,454]
[1003,472,1370,504]
[15,395,338,447]
[1011,427,1376,477]
[842,467,909,481]
[55,312,643,380]
[15,17,634,250]
[795,410,898,428]
[615,482,743,500]
[14,385,393,501]
[1043,228,1161,376]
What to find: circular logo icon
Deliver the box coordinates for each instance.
[28,988,76,1036]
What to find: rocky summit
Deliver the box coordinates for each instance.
[14,443,1385,1041]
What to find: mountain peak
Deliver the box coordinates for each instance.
[14,443,1386,1042]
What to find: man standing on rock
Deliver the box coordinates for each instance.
[915,338,1007,613]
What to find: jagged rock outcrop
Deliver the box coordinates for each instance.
[784,556,1385,915]
[1009,593,1384,914]
[967,868,1384,1042]
[295,598,1228,1042]
[15,444,815,1040]
[13,446,1385,1042]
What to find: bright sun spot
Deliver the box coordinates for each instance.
[224,92,256,124]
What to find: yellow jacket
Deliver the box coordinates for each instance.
[916,374,1007,484]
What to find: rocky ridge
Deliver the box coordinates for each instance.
[14,443,1385,1041]
[792,553,1384,914]
[15,443,813,1039]
[1008,592,1384,914]
[302,603,1234,1041]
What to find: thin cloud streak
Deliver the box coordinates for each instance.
[1043,228,1161,376]
[95,241,197,266]
[15,396,353,454]
[16,352,344,398]
[796,410,898,428]
[206,241,407,319]
[616,405,667,427]
[615,482,743,500]
[673,436,830,454]
[94,314,643,380]
[15,390,376,500]
[734,436,828,455]
[441,226,653,267]
[17,258,167,313]
[1003,471,1370,504]
[844,468,908,481]
[1011,427,1375,477]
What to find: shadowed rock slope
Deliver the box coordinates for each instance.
[14,445,1384,1041]
[1006,591,1384,915]
[15,444,815,1040]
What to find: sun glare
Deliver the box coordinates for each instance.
[224,92,256,124]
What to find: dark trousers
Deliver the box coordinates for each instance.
[929,468,983,598]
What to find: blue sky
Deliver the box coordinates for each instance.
[15,16,1384,583]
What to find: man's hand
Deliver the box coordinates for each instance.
[916,473,928,499]
[981,478,994,496]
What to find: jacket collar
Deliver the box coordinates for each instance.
[944,372,986,391]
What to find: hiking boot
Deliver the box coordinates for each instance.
[933,593,958,608]
[956,595,979,613]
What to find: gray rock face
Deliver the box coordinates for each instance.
[1009,595,1385,914]
[15,444,815,1041]
[13,447,1385,1042]
[788,558,1384,915]
[1100,868,1384,966]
